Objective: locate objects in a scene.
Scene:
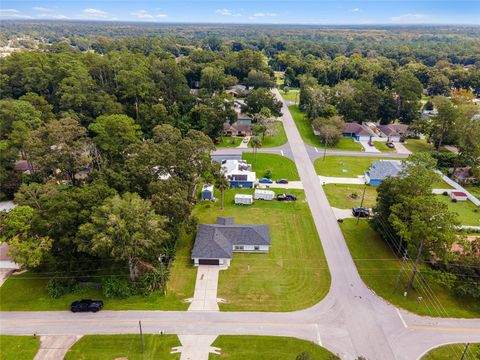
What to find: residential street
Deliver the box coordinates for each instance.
[1,90,479,360]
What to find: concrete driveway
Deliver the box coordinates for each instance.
[33,335,80,360]
[188,266,220,312]
[359,141,380,153]
[257,181,303,190]
[236,136,250,149]
[393,142,411,155]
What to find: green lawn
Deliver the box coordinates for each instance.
[65,335,181,360]
[373,141,396,153]
[279,88,299,103]
[340,219,480,318]
[403,139,434,153]
[323,184,377,209]
[436,195,480,226]
[216,136,242,148]
[288,105,362,151]
[314,156,402,178]
[210,336,339,359]
[0,229,196,311]
[248,121,287,148]
[422,343,479,360]
[465,185,480,198]
[195,188,330,311]
[0,335,40,360]
[242,153,299,180]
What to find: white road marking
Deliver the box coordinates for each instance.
[396,309,408,328]
[316,324,322,346]
[280,150,284,156]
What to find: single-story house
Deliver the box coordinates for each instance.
[342,123,375,142]
[451,167,477,185]
[14,160,33,174]
[221,159,256,188]
[376,124,409,142]
[223,120,253,137]
[450,191,468,201]
[201,184,214,201]
[191,217,271,266]
[365,160,404,186]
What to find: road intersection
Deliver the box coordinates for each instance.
[1,89,479,360]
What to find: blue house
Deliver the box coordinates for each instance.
[221,159,256,189]
[365,161,404,186]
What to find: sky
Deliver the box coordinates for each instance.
[1,1,479,25]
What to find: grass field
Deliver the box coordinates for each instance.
[340,219,480,318]
[465,185,480,198]
[436,195,480,226]
[0,335,40,360]
[210,336,339,359]
[0,229,196,311]
[248,121,287,148]
[65,335,181,360]
[422,343,479,360]
[288,106,362,151]
[373,141,396,153]
[323,184,377,209]
[195,188,330,311]
[279,88,299,103]
[216,136,242,148]
[403,139,434,153]
[242,153,299,181]
[314,156,402,178]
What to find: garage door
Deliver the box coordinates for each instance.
[198,259,219,265]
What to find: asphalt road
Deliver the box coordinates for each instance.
[1,90,479,360]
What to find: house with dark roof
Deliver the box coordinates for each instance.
[342,123,375,142]
[365,160,404,186]
[192,217,271,266]
[376,124,409,142]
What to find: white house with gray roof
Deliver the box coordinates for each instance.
[192,217,270,266]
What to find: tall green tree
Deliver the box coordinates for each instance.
[79,193,169,282]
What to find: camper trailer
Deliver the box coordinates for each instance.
[254,189,275,200]
[234,194,253,205]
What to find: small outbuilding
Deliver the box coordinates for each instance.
[201,184,214,201]
[450,191,468,201]
[254,189,275,200]
[234,194,253,205]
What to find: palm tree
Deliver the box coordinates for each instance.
[216,175,229,210]
[251,136,262,163]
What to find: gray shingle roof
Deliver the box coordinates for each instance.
[366,161,404,180]
[192,218,271,259]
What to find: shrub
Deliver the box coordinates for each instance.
[264,169,272,179]
[442,191,448,196]
[101,276,133,299]
[452,198,457,203]
[46,277,78,299]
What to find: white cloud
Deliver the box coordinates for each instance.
[82,8,109,18]
[39,13,70,20]
[0,8,33,19]
[32,7,53,12]
[131,10,167,19]
[253,12,277,17]
[215,9,242,17]
[390,13,429,23]
[351,8,360,12]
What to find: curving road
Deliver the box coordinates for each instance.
[1,89,479,360]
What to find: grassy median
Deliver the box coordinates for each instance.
[242,153,299,181]
[0,335,40,360]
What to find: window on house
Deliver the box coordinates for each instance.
[254,245,260,251]
[234,245,244,250]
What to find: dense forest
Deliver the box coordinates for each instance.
[0,22,479,300]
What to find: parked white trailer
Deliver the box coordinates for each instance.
[254,189,275,200]
[234,194,253,205]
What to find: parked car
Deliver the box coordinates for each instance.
[71,299,104,313]
[386,142,395,149]
[352,207,370,218]
[276,179,289,184]
[277,193,297,201]
[243,137,249,143]
[258,177,273,184]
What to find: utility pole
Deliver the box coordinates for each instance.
[139,320,144,353]
[356,181,367,224]
[460,343,470,360]
[323,137,328,160]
